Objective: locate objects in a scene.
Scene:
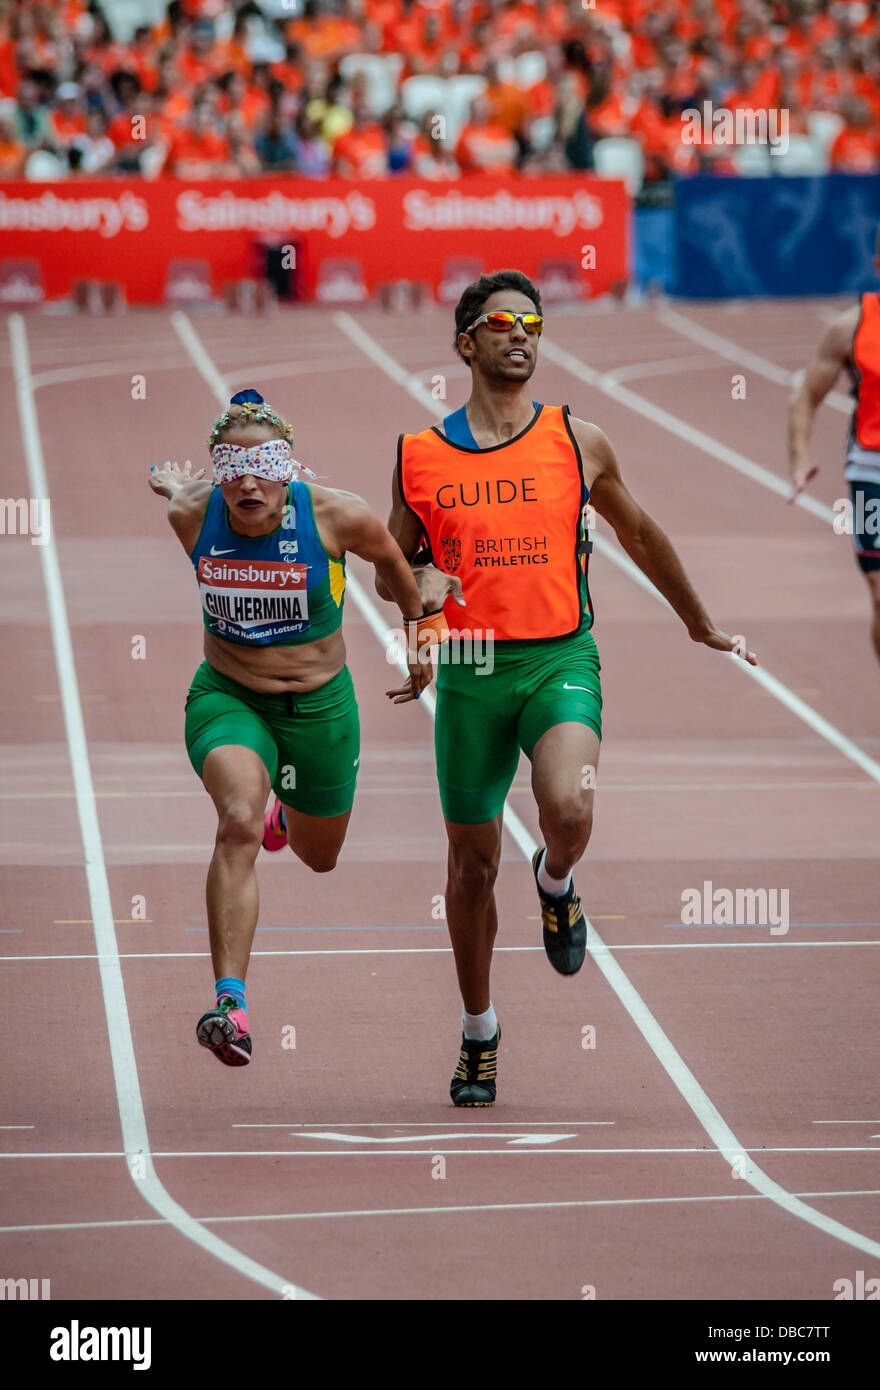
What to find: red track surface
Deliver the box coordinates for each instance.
[2,297,880,1301]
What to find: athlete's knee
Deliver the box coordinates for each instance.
[291,841,340,873]
[216,800,264,853]
[542,795,593,850]
[448,836,501,896]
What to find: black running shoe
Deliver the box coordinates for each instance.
[196,996,252,1067]
[532,847,587,976]
[450,1025,501,1107]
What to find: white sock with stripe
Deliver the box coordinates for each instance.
[537,849,572,897]
[462,1002,498,1042]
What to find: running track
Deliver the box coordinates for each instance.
[2,297,879,1301]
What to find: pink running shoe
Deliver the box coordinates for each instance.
[262,797,288,852]
[196,996,252,1066]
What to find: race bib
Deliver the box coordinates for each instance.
[198,556,310,642]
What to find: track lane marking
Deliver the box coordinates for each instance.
[537,333,835,522]
[5,939,880,963]
[8,312,319,1302]
[656,305,853,413]
[331,309,880,1262]
[3,1187,880,1236]
[2,1146,879,1158]
[233,1120,615,1126]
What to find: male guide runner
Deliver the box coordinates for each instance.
[378,270,756,1106]
[149,389,426,1066]
[789,233,880,667]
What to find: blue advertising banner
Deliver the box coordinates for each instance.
[673,174,880,298]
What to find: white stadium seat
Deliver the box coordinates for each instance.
[515,51,547,88]
[339,54,403,116]
[592,136,644,196]
[442,74,487,143]
[806,110,845,156]
[732,142,771,175]
[400,76,451,125]
[771,134,828,176]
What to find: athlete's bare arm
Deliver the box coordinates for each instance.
[376,466,465,612]
[310,484,424,622]
[310,482,431,698]
[787,305,858,500]
[575,418,757,664]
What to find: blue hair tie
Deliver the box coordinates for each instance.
[229,388,264,405]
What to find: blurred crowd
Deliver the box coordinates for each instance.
[0,0,878,183]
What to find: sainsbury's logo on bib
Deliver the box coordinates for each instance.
[198,557,305,589]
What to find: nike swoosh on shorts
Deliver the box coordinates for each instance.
[563,682,592,692]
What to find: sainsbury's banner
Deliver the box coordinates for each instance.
[0,175,628,304]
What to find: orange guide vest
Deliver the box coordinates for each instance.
[398,404,592,642]
[852,293,880,452]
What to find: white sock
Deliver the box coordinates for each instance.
[537,849,572,897]
[462,1002,498,1041]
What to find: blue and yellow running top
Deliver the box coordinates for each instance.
[189,479,345,646]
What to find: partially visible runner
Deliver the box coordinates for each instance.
[789,233,880,668]
[149,388,426,1066]
[377,270,756,1106]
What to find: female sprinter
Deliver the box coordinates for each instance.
[149,388,426,1066]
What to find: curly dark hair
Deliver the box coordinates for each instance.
[453,270,543,362]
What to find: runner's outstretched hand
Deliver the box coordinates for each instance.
[148,459,207,499]
[690,623,758,665]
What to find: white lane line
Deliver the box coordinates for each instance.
[333,309,880,1263]
[4,940,880,965]
[3,1146,878,1158]
[233,1121,616,1127]
[3,1188,880,1236]
[224,355,374,389]
[814,1120,880,1125]
[537,333,835,523]
[29,361,190,391]
[9,313,318,1303]
[298,1131,575,1145]
[7,777,873,799]
[656,305,853,413]
[600,354,715,385]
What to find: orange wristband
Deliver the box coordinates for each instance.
[406,609,450,647]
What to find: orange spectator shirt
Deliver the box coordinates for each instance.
[455,122,517,173]
[0,138,24,176]
[165,128,230,175]
[486,82,529,134]
[830,128,879,174]
[50,111,87,143]
[333,125,387,178]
